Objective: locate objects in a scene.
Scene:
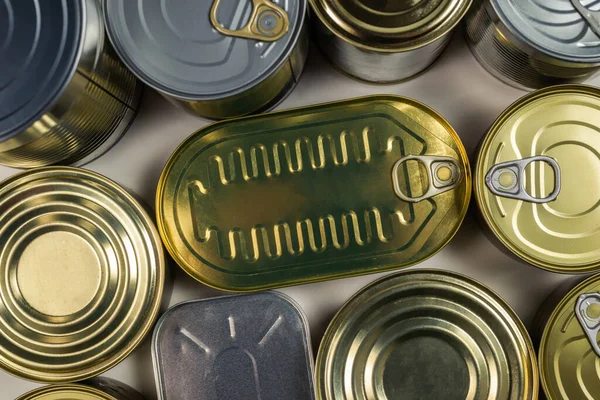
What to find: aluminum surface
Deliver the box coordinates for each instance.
[316,270,538,400]
[156,96,471,291]
[466,0,600,90]
[539,274,600,400]
[309,0,471,82]
[16,378,146,400]
[103,0,306,119]
[152,292,315,400]
[475,85,600,273]
[0,0,142,168]
[0,167,165,382]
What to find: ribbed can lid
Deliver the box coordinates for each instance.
[0,0,83,142]
[492,0,600,63]
[103,0,306,100]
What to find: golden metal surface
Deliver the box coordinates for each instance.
[0,167,165,382]
[316,270,539,400]
[309,0,472,52]
[475,85,600,273]
[211,0,290,42]
[539,274,600,400]
[157,95,470,292]
[17,385,113,400]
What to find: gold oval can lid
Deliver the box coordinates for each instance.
[0,167,165,382]
[309,0,472,52]
[157,95,470,291]
[539,274,600,399]
[316,269,539,400]
[475,85,600,273]
[17,384,123,400]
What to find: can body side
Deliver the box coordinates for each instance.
[312,15,452,83]
[0,0,143,169]
[164,22,309,121]
[465,0,600,90]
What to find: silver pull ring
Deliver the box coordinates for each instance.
[571,0,600,37]
[575,293,600,358]
[485,156,561,204]
[392,155,462,203]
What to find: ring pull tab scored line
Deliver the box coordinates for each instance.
[392,155,462,203]
[571,0,600,37]
[485,156,561,204]
[575,293,600,358]
[211,0,289,41]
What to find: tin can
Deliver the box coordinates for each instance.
[0,167,166,383]
[0,0,143,169]
[316,269,539,400]
[537,274,600,399]
[103,0,308,120]
[309,0,472,83]
[17,378,145,400]
[157,95,471,291]
[152,292,315,400]
[465,0,600,90]
[475,84,600,274]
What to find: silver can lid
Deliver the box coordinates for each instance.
[152,292,315,400]
[103,0,306,100]
[493,0,600,62]
[0,0,83,142]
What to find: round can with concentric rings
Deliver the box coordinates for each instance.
[536,274,600,399]
[0,167,165,383]
[309,0,472,83]
[103,0,308,120]
[475,85,600,274]
[16,378,145,400]
[465,0,600,90]
[316,269,538,400]
[0,0,143,169]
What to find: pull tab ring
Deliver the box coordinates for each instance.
[485,156,561,204]
[211,0,289,42]
[392,155,462,203]
[575,293,600,358]
[571,0,600,37]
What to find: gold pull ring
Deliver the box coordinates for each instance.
[211,0,289,42]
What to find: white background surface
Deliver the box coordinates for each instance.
[0,31,593,399]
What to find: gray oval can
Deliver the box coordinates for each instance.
[465,0,600,90]
[103,0,308,120]
[0,0,143,169]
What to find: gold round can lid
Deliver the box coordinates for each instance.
[316,269,538,400]
[17,384,117,400]
[475,85,600,273]
[309,0,472,52]
[539,274,600,399]
[0,167,165,382]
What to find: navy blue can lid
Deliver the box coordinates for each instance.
[0,0,83,142]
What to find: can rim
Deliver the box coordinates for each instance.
[16,383,117,400]
[0,0,85,143]
[102,0,307,101]
[308,0,472,53]
[538,273,600,397]
[155,95,471,292]
[315,268,538,399]
[0,166,166,383]
[475,84,600,273]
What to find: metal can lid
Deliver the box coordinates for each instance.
[152,292,315,399]
[17,384,118,400]
[492,0,600,63]
[102,0,306,100]
[0,167,165,382]
[475,85,600,273]
[539,274,600,399]
[0,0,83,142]
[309,0,471,52]
[316,269,538,400]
